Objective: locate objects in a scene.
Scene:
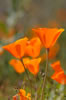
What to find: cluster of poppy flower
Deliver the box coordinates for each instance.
[2,28,66,99]
[3,37,41,75]
[32,28,66,84]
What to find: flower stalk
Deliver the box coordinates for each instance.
[21,59,30,81]
[41,48,49,100]
[20,58,32,95]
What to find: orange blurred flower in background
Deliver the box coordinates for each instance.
[7,28,16,38]
[41,43,60,62]
[48,20,60,28]
[32,28,64,48]
[0,47,4,55]
[51,61,66,85]
[9,58,41,75]
[57,8,66,22]
[0,27,16,43]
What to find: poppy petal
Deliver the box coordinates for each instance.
[51,29,64,47]
[25,37,41,58]
[9,59,25,73]
[51,71,66,85]
[3,37,28,58]
[51,61,63,72]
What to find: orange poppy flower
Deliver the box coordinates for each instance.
[3,37,28,59]
[9,59,25,74]
[25,37,41,57]
[41,43,60,62]
[13,89,31,100]
[18,89,31,100]
[9,58,41,75]
[32,28,64,48]
[23,58,41,75]
[51,61,66,85]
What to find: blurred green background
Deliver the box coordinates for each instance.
[0,0,66,100]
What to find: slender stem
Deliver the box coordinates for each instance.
[20,59,32,94]
[41,48,49,100]
[21,59,30,81]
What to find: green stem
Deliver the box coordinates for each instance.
[41,48,49,100]
[20,59,32,94]
[21,59,30,81]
